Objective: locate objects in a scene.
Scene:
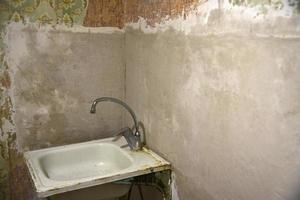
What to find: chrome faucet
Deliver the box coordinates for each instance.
[90,97,143,151]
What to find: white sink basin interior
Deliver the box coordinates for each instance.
[25,137,170,198]
[39,143,133,181]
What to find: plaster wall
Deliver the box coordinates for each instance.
[5,25,125,151]
[1,0,300,199]
[125,1,300,200]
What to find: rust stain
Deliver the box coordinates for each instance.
[0,70,11,89]
[83,0,124,28]
[123,0,200,26]
[8,149,39,200]
[0,97,14,134]
[83,0,201,27]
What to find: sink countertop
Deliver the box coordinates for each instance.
[24,137,171,198]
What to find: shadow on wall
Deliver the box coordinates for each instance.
[290,178,300,200]
[290,0,300,11]
[295,0,300,12]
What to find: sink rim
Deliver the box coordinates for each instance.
[24,137,171,198]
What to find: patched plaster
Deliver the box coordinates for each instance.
[124,2,300,199]
[0,0,300,199]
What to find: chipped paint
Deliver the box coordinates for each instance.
[125,0,300,37]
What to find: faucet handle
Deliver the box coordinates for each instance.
[114,127,131,136]
[112,127,131,142]
[133,122,145,144]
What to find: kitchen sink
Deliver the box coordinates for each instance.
[25,137,170,198]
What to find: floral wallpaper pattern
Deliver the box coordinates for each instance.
[0,1,88,199]
[8,0,88,25]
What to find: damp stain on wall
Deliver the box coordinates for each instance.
[0,1,12,197]
[0,0,88,199]
[289,0,300,11]
[0,0,299,200]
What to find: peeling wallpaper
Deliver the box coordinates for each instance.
[0,1,89,199]
[0,0,300,200]
[8,0,88,25]
[84,0,124,27]
[83,0,202,27]
[124,1,300,200]
[0,0,190,198]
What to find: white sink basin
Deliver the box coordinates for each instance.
[25,137,170,198]
[39,143,133,181]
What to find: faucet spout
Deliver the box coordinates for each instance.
[90,97,143,150]
[90,97,139,133]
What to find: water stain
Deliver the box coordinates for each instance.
[289,0,300,12]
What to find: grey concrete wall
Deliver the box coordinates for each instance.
[6,25,125,151]
[4,1,300,199]
[125,2,300,200]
